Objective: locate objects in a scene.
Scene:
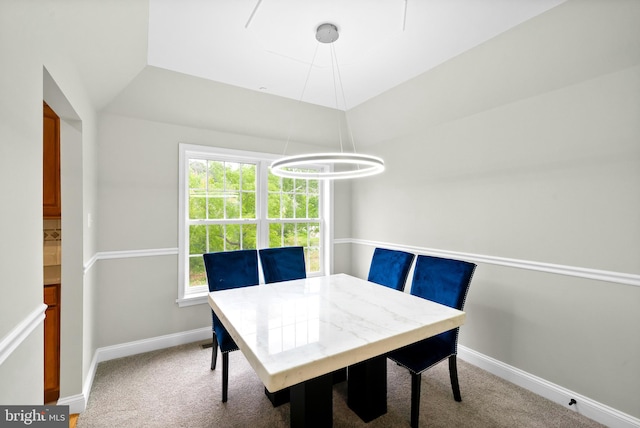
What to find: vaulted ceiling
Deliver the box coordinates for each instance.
[50,0,573,148]
[147,0,566,109]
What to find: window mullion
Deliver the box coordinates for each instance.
[206,160,210,220]
[222,162,227,220]
[258,160,268,249]
[223,224,227,251]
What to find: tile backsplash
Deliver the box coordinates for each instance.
[44,219,61,266]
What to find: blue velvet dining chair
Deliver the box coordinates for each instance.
[259,246,306,284]
[203,249,259,403]
[387,255,476,428]
[367,247,415,291]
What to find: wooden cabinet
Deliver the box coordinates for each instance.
[43,102,61,218]
[43,102,61,403]
[44,283,61,403]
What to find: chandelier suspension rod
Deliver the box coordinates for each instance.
[331,41,359,155]
[281,42,321,157]
[244,0,263,28]
[271,23,385,180]
[329,42,345,153]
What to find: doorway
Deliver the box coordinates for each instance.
[43,101,61,403]
[43,66,86,410]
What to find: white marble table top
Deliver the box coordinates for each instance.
[208,273,465,392]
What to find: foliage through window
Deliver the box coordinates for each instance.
[178,144,328,302]
[267,173,321,273]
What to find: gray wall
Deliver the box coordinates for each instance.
[94,67,355,350]
[346,0,640,418]
[0,0,148,407]
[95,106,351,347]
[0,2,105,404]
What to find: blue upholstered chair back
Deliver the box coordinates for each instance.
[203,249,259,292]
[409,255,476,351]
[410,255,475,310]
[259,246,306,284]
[203,249,259,352]
[367,247,415,291]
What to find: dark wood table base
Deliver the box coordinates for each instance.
[347,355,388,422]
[264,386,290,407]
[264,368,347,408]
[290,372,334,427]
[264,359,387,427]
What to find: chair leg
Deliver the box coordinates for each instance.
[449,355,462,402]
[410,372,421,428]
[222,352,229,403]
[211,332,218,370]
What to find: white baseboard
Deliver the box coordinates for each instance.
[58,350,100,414]
[57,327,211,413]
[56,393,86,415]
[458,345,640,428]
[94,327,210,363]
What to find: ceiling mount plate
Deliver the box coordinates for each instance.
[316,23,339,44]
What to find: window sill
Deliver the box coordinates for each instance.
[176,292,209,308]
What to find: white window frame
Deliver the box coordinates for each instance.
[177,143,332,307]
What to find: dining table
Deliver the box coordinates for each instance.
[208,273,465,427]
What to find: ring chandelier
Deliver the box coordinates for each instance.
[271,23,385,180]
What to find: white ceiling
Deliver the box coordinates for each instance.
[148,0,566,110]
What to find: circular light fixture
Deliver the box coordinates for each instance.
[271,153,385,180]
[273,23,385,180]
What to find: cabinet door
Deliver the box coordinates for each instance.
[44,284,60,403]
[43,102,61,218]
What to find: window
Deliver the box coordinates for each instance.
[267,172,322,272]
[178,144,330,305]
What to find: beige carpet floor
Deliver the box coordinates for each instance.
[77,342,605,427]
